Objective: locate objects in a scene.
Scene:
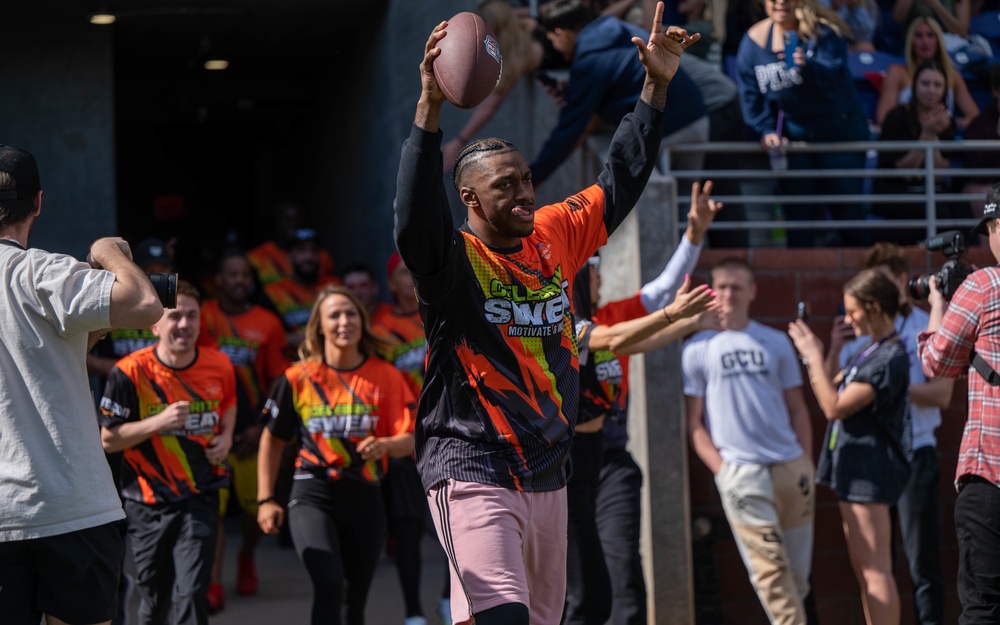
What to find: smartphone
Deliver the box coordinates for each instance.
[784,31,799,69]
[797,301,810,323]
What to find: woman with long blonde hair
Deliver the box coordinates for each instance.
[735,0,870,247]
[876,15,979,129]
[257,285,416,625]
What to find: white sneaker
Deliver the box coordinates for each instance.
[438,598,452,625]
[404,617,428,625]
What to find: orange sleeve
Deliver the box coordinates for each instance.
[262,311,291,381]
[535,184,609,277]
[379,366,416,437]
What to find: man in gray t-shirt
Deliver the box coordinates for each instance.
[0,145,163,625]
[683,258,814,625]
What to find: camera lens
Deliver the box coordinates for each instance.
[907,274,932,301]
[146,273,177,309]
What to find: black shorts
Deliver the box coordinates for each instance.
[0,519,125,625]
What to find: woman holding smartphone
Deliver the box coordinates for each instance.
[788,269,911,625]
[257,285,416,625]
[735,0,870,247]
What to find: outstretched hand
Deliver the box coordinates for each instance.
[664,274,715,321]
[688,180,724,242]
[631,1,700,86]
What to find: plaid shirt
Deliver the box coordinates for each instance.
[918,266,1000,491]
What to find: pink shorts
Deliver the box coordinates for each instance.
[427,479,568,624]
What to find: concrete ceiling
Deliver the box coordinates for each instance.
[11,0,385,123]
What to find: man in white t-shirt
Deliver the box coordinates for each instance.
[826,242,953,625]
[0,144,164,625]
[683,258,814,625]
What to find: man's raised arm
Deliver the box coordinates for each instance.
[394,22,455,279]
[599,2,700,236]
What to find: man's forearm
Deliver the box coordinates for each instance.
[640,75,668,111]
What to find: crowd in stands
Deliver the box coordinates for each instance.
[502,0,1000,247]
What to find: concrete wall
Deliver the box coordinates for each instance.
[0,23,116,259]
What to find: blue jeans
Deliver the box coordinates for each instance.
[897,445,944,625]
[783,109,871,248]
[955,477,1000,625]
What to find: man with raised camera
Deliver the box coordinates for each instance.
[0,144,164,625]
[919,182,1000,625]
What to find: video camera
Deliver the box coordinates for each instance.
[907,230,972,301]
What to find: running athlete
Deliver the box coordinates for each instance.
[393,5,700,623]
[257,286,415,625]
[99,281,237,625]
[198,251,290,610]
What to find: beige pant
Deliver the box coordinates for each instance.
[715,454,815,625]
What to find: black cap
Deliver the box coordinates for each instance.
[972,201,999,236]
[133,238,173,270]
[0,145,41,201]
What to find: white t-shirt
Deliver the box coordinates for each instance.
[839,308,940,450]
[682,321,805,465]
[0,242,125,541]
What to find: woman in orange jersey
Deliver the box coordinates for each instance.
[257,285,416,625]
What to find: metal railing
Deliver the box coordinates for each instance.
[659,139,998,242]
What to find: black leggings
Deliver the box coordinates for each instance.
[287,477,386,625]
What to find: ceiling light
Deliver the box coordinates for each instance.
[89,12,117,25]
[204,59,229,71]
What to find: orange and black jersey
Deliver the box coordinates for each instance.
[263,357,416,484]
[263,275,340,333]
[371,307,427,399]
[198,301,289,434]
[393,99,664,492]
[574,317,626,426]
[99,346,237,505]
[247,240,336,286]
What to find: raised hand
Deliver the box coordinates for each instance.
[630,1,700,86]
[420,22,447,105]
[787,319,824,365]
[688,180,724,240]
[664,274,715,320]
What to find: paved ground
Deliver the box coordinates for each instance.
[125,517,453,625]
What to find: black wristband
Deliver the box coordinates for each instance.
[256,496,278,506]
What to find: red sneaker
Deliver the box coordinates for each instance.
[237,550,258,596]
[207,582,225,613]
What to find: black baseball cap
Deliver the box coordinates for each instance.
[0,145,41,201]
[972,200,999,236]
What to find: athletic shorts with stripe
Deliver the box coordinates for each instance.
[427,479,567,624]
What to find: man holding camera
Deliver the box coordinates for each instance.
[919,182,1000,625]
[0,144,164,625]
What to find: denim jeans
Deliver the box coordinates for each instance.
[782,109,871,248]
[955,477,1000,625]
[897,445,944,625]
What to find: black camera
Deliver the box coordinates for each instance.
[147,273,178,309]
[908,230,972,301]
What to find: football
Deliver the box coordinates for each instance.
[433,12,503,109]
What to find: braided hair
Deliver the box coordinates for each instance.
[451,137,519,190]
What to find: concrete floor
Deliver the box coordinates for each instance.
[125,516,453,625]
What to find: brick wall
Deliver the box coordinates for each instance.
[686,246,994,624]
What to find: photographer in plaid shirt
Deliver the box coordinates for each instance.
[919,182,1000,625]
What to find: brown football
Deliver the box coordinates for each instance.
[433,12,503,109]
